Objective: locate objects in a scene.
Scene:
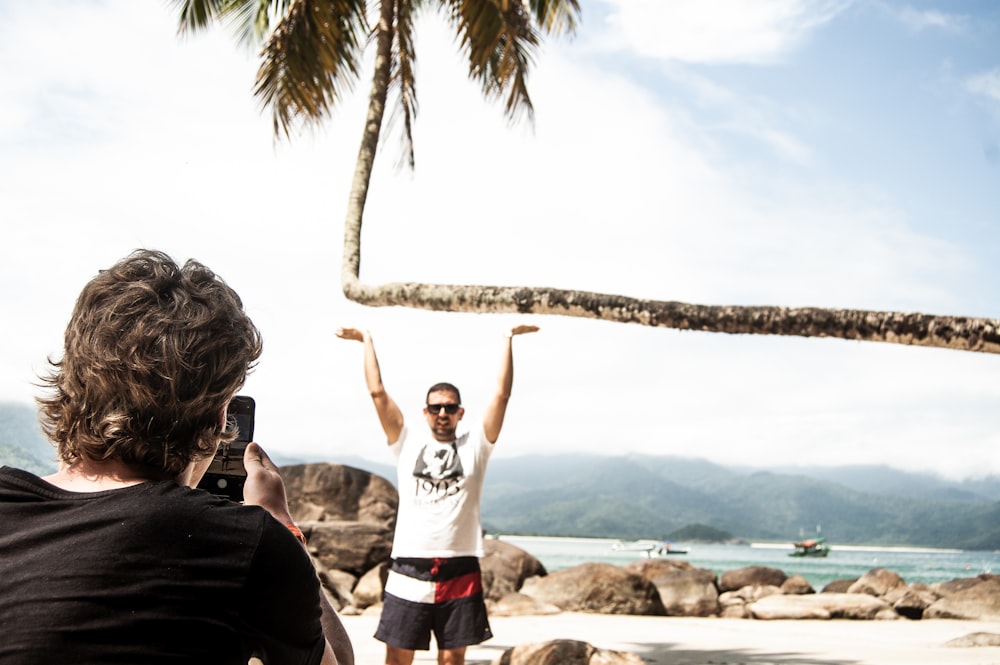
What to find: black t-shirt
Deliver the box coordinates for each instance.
[0,466,326,665]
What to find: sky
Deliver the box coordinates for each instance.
[1,0,998,480]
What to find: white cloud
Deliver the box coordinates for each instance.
[1,2,997,482]
[892,6,969,33]
[966,68,1000,105]
[596,0,851,63]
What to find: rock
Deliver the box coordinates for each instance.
[945,632,1000,647]
[888,584,940,620]
[627,559,719,617]
[781,574,815,595]
[316,567,357,610]
[933,573,1000,597]
[488,592,562,617]
[749,592,896,620]
[821,578,857,593]
[281,462,397,526]
[481,538,547,601]
[718,566,787,592]
[282,463,397,576]
[352,561,390,610]
[302,520,393,577]
[728,584,783,604]
[924,577,1000,621]
[491,639,645,665]
[847,567,906,597]
[519,563,666,615]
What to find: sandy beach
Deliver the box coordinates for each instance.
[339,611,1000,665]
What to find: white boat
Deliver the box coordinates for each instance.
[612,540,688,557]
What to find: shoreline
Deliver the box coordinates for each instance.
[340,611,1000,665]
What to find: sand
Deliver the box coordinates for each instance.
[338,611,1000,665]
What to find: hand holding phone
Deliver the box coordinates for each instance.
[197,395,254,501]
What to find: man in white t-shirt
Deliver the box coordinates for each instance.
[335,325,538,665]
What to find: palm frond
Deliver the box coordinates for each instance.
[255,0,369,138]
[224,0,286,45]
[172,0,233,32]
[386,0,421,168]
[526,0,580,35]
[444,0,540,122]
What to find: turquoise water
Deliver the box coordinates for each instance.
[497,535,1000,590]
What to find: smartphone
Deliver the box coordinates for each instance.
[197,395,255,502]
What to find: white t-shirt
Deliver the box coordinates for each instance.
[388,424,493,558]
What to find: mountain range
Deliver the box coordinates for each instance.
[4,401,998,550]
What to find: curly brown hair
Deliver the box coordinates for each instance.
[37,249,263,477]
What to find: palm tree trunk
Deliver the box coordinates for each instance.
[339,5,1000,355]
[341,0,396,291]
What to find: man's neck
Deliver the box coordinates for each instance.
[43,458,168,492]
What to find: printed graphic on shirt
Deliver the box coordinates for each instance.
[413,441,464,481]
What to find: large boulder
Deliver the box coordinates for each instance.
[718,566,787,593]
[520,563,666,615]
[924,577,1000,621]
[627,559,719,617]
[352,561,390,610]
[886,583,940,620]
[303,520,393,577]
[282,463,397,577]
[749,592,898,620]
[821,578,857,593]
[780,574,815,595]
[488,592,562,617]
[847,567,906,597]
[933,573,1000,597]
[281,462,397,525]
[481,538,547,601]
[491,640,645,665]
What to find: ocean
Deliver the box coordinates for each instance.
[497,535,1000,590]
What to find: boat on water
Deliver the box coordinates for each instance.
[790,536,831,557]
[611,540,689,557]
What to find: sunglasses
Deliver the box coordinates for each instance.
[427,403,461,415]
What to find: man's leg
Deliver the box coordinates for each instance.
[385,645,415,665]
[438,646,466,665]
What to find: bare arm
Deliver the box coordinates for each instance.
[335,327,404,444]
[242,444,354,665]
[482,325,539,443]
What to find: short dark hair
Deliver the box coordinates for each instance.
[37,249,263,477]
[426,382,461,405]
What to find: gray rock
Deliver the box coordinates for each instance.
[781,574,815,595]
[481,538,547,601]
[488,592,562,617]
[491,639,645,665]
[925,577,1000,621]
[281,462,397,526]
[749,592,897,620]
[627,559,719,617]
[520,563,666,615]
[945,632,1000,647]
[302,520,393,577]
[888,584,940,620]
[719,565,787,592]
[848,567,906,597]
[821,578,857,593]
[352,561,389,610]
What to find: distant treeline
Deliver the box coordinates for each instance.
[4,402,1000,550]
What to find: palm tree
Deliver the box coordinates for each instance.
[172,0,1000,355]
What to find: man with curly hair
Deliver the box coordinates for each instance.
[0,249,352,665]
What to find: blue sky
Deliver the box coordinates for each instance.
[1,0,998,479]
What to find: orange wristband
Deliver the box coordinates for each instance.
[284,522,307,547]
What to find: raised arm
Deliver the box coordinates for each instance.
[335,328,404,444]
[482,325,539,443]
